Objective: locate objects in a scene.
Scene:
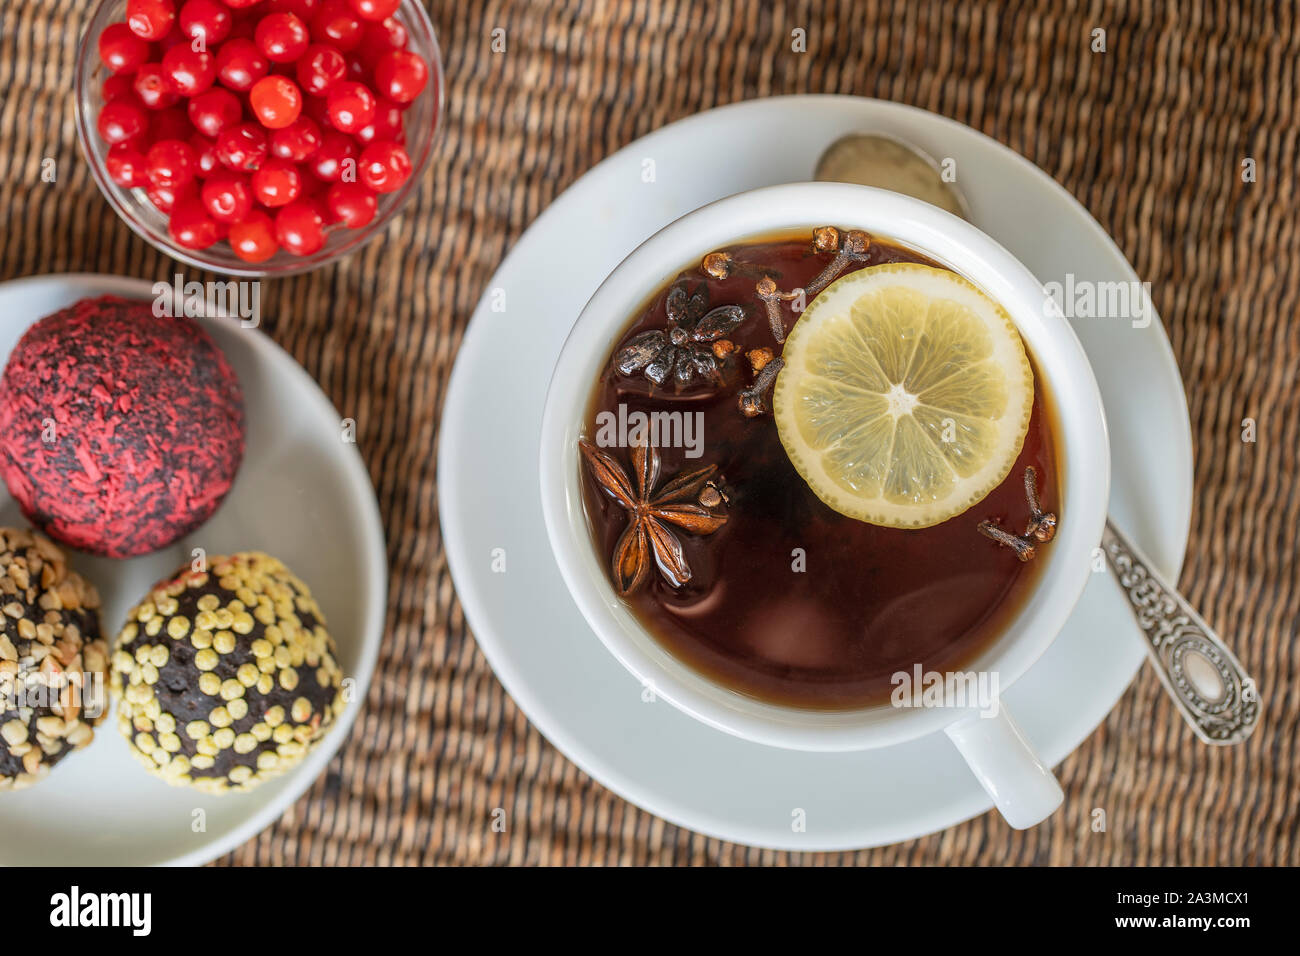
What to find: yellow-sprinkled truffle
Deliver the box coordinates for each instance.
[0,528,108,792]
[111,552,344,794]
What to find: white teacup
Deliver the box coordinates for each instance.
[539,183,1109,830]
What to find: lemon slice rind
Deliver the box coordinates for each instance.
[773,263,1033,529]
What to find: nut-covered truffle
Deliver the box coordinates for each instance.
[0,295,245,558]
[111,552,344,794]
[0,528,108,792]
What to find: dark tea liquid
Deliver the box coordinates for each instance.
[581,232,1059,710]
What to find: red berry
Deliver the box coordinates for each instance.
[106,143,151,187]
[178,0,232,46]
[150,106,194,141]
[252,158,304,207]
[225,14,256,42]
[373,50,426,104]
[347,0,399,22]
[302,174,331,211]
[274,199,326,255]
[215,38,269,91]
[266,0,321,17]
[325,80,374,133]
[249,75,303,129]
[161,44,217,96]
[223,0,265,8]
[355,98,403,144]
[187,87,242,137]
[308,130,357,181]
[311,0,364,52]
[358,140,410,193]
[300,88,333,126]
[326,180,376,228]
[146,138,199,188]
[269,116,323,160]
[169,196,221,249]
[295,43,346,95]
[356,16,407,65]
[215,121,270,170]
[229,210,279,261]
[157,25,190,54]
[102,73,137,102]
[255,12,311,62]
[97,99,149,144]
[127,0,176,41]
[190,134,220,174]
[131,62,177,108]
[99,23,152,74]
[344,54,368,82]
[200,171,254,222]
[146,179,194,214]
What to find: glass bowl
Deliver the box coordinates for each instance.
[75,0,444,277]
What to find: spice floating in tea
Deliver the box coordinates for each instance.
[701,251,775,281]
[717,226,874,344]
[803,226,872,297]
[1021,465,1059,542]
[702,252,732,279]
[755,276,802,343]
[738,355,783,418]
[696,227,868,348]
[578,437,727,595]
[746,348,775,374]
[614,279,747,389]
[977,466,1059,562]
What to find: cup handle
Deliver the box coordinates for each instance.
[943,705,1063,829]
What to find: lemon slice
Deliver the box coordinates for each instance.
[773,262,1033,529]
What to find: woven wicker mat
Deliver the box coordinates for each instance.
[1,0,1296,866]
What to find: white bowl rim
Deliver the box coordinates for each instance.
[539,182,1110,752]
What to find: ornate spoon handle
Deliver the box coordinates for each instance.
[1101,519,1259,744]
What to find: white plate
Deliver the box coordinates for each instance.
[0,274,387,866]
[438,95,1193,851]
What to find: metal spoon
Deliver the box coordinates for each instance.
[815,133,970,219]
[815,133,1259,745]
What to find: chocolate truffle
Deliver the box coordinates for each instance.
[0,295,245,558]
[0,528,108,792]
[112,552,345,793]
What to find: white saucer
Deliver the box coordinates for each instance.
[438,95,1193,850]
[0,274,387,866]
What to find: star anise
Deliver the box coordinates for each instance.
[579,437,727,595]
[615,280,746,389]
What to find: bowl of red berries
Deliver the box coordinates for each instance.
[76,0,444,275]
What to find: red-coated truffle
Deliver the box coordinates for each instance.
[0,296,245,558]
